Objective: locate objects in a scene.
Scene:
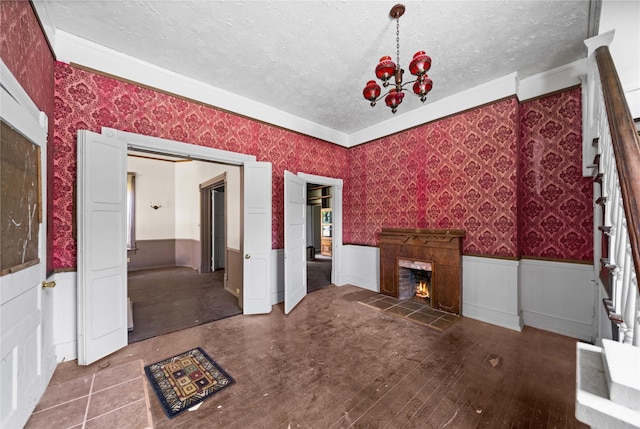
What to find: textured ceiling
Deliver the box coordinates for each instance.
[48,1,592,135]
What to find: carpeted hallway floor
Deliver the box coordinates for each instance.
[128,257,333,343]
[127,267,242,343]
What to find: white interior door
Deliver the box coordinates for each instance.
[242,161,272,314]
[284,171,307,314]
[77,130,128,365]
[0,81,54,429]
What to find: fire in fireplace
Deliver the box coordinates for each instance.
[398,258,432,304]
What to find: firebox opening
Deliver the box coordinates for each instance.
[397,259,433,305]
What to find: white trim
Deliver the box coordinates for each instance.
[297,173,344,287]
[56,31,349,147]
[516,59,586,102]
[52,30,587,148]
[31,0,56,52]
[0,59,43,127]
[585,30,615,56]
[101,127,256,164]
[349,73,518,147]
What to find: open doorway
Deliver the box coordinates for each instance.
[306,183,332,293]
[125,153,241,343]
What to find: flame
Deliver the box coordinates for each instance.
[415,281,430,299]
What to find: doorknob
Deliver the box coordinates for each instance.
[42,280,56,289]
[245,254,251,259]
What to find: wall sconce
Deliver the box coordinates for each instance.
[150,201,162,210]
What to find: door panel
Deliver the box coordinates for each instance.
[242,162,272,314]
[77,130,128,365]
[0,83,52,429]
[284,171,307,314]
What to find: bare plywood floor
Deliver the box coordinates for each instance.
[29,285,587,429]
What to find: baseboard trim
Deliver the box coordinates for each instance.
[463,302,523,332]
[55,340,77,363]
[339,274,378,292]
[522,310,593,342]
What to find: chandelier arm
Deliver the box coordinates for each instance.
[369,88,395,105]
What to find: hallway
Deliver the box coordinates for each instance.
[127,267,242,343]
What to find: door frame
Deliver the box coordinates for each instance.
[297,173,343,286]
[200,173,227,274]
[99,127,270,316]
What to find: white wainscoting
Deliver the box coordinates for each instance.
[462,256,523,331]
[519,259,596,342]
[50,251,596,363]
[51,271,78,362]
[271,249,284,305]
[340,245,380,292]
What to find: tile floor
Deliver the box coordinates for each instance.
[25,360,153,429]
[359,294,459,331]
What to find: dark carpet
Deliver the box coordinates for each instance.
[129,258,332,343]
[307,256,332,293]
[128,267,242,343]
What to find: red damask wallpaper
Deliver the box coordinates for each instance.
[0,0,56,271]
[53,62,591,268]
[53,63,349,269]
[519,88,592,261]
[344,98,520,257]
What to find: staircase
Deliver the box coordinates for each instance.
[576,32,640,428]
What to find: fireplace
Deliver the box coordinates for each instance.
[379,228,465,314]
[397,258,432,303]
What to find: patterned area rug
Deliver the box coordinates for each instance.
[144,347,235,418]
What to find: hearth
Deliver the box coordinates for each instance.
[379,228,465,315]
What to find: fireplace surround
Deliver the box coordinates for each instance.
[379,228,465,315]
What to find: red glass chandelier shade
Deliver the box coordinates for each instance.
[362,4,433,114]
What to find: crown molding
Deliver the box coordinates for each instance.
[517,59,587,102]
[55,31,349,147]
[348,73,518,147]
[53,30,585,148]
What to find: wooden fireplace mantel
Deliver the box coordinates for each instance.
[379,228,465,315]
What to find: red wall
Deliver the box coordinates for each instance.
[519,88,592,261]
[344,98,520,257]
[53,63,349,269]
[0,0,56,271]
[3,2,592,269]
[344,89,592,262]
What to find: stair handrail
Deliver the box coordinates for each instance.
[595,46,640,297]
[591,43,640,346]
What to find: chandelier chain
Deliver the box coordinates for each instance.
[396,17,400,71]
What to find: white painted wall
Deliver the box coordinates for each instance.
[463,256,522,332]
[174,161,241,249]
[600,0,640,118]
[51,272,77,362]
[126,157,241,250]
[520,259,596,342]
[340,245,380,292]
[127,156,176,240]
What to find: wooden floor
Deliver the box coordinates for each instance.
[28,285,587,429]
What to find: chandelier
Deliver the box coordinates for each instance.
[362,4,433,114]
